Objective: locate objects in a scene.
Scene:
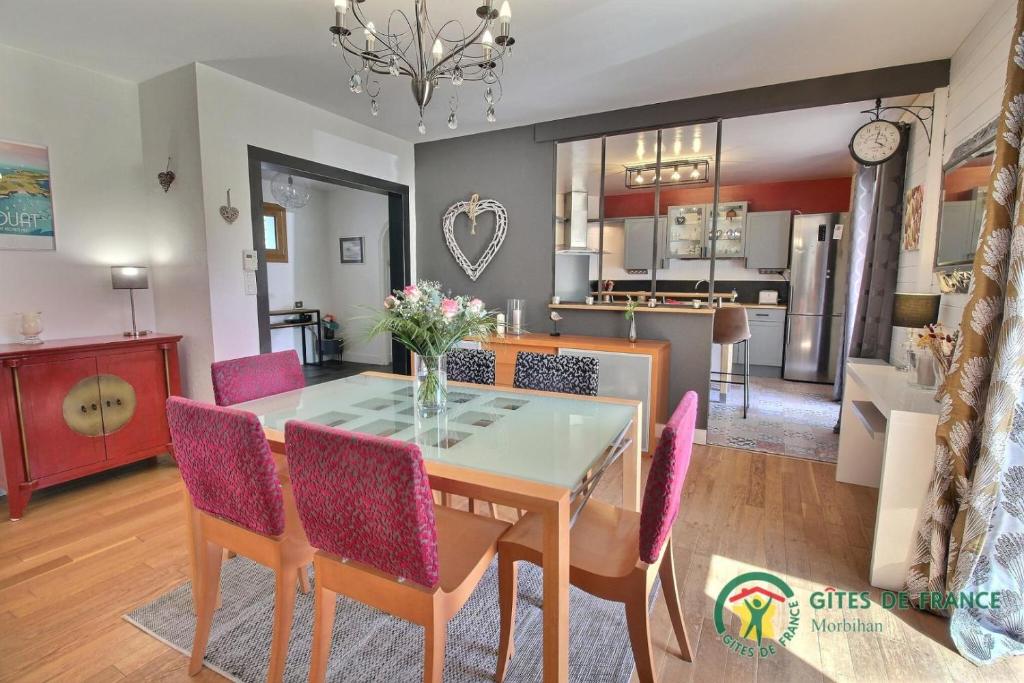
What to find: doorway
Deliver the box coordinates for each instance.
[247,146,411,380]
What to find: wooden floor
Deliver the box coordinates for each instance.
[1,446,1022,682]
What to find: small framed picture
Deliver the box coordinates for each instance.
[340,236,364,264]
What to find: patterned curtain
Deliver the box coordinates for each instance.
[909,2,1024,664]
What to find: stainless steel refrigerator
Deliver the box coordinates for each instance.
[783,213,848,383]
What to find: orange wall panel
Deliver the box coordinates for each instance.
[603,176,853,218]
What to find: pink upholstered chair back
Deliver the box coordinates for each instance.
[284,420,440,587]
[638,391,698,564]
[211,350,305,406]
[166,396,285,536]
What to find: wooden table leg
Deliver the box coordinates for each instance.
[542,493,570,683]
[622,411,642,512]
[183,490,201,614]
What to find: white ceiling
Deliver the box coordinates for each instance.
[0,1,993,142]
[556,97,922,194]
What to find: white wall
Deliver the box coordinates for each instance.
[139,65,215,400]
[193,64,415,365]
[0,45,153,343]
[892,0,1014,360]
[325,186,390,365]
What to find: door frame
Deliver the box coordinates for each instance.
[247,145,412,375]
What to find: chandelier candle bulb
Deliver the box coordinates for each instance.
[482,29,494,58]
[498,1,511,37]
[432,38,444,62]
[365,21,375,50]
[334,0,348,16]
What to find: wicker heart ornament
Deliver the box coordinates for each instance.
[442,195,507,282]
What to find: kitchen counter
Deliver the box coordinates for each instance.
[483,332,670,354]
[549,302,786,314]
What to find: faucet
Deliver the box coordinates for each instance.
[694,279,709,292]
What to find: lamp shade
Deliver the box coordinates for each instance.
[892,293,940,328]
[111,266,149,290]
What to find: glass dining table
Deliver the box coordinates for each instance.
[232,371,643,683]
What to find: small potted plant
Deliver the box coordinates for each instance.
[321,314,340,340]
[369,281,495,416]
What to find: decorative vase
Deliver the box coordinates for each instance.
[908,349,937,389]
[18,312,44,345]
[628,316,637,343]
[414,354,448,417]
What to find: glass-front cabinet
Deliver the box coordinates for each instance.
[666,204,706,259]
[708,201,747,258]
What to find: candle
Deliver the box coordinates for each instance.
[510,309,521,334]
[496,313,506,336]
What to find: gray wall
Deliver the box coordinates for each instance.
[415,125,712,429]
[415,125,556,331]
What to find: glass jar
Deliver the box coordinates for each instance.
[19,312,44,345]
[506,299,525,335]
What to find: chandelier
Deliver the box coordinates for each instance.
[624,159,710,190]
[330,0,515,134]
[270,174,312,209]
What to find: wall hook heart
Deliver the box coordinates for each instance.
[219,189,239,224]
[442,195,507,282]
[157,157,175,193]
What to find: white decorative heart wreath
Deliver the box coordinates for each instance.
[442,194,508,282]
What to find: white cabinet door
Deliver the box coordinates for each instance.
[559,348,652,451]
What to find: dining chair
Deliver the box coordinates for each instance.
[512,351,600,396]
[495,391,698,683]
[166,397,314,683]
[210,349,305,406]
[285,420,511,683]
[446,347,496,385]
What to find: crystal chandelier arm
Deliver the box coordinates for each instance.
[346,2,420,76]
[429,21,491,77]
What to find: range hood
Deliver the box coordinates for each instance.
[556,191,601,254]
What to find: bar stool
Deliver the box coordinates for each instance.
[710,306,751,418]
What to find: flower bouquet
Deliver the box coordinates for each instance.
[369,281,495,415]
[913,323,958,399]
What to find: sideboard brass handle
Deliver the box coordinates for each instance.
[81,405,88,414]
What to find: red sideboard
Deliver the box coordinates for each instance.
[0,334,182,520]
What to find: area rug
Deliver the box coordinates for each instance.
[708,376,840,463]
[125,557,646,682]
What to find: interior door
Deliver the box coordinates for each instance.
[97,349,169,461]
[17,357,106,479]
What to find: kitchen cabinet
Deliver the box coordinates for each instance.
[732,308,785,368]
[709,201,748,258]
[623,217,666,270]
[745,210,792,270]
[0,334,182,519]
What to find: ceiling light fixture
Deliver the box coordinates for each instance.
[330,0,515,135]
[624,158,710,190]
[270,174,312,209]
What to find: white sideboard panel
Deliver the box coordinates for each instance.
[559,348,652,451]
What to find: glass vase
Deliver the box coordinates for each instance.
[908,349,937,389]
[19,312,44,345]
[628,316,637,342]
[414,355,448,417]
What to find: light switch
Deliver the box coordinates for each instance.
[244,271,257,295]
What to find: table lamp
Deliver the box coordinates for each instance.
[892,292,940,368]
[111,266,150,337]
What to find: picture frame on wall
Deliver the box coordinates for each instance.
[0,139,56,250]
[340,236,364,264]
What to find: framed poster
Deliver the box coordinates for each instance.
[340,236,364,264]
[0,140,55,250]
[901,184,923,251]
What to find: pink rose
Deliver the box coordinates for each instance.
[403,285,420,301]
[440,298,460,319]
[383,295,398,309]
[467,298,484,314]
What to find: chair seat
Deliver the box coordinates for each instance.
[499,499,643,580]
[434,504,511,592]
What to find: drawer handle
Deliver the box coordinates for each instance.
[80,405,88,414]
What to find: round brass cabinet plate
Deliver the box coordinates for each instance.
[62,377,104,437]
[97,374,137,434]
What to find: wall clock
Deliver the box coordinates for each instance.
[849,119,903,166]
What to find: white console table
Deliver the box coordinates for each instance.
[837,359,940,590]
